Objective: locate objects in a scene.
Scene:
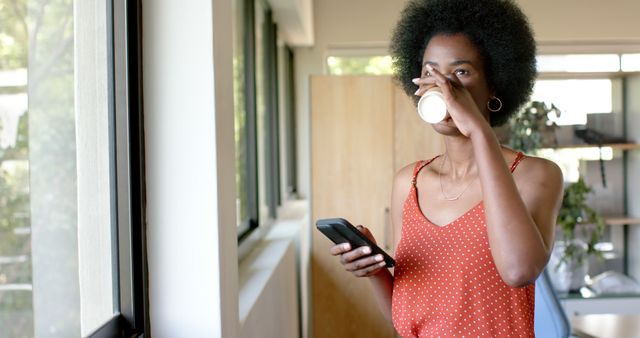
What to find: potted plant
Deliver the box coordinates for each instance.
[549,177,605,293]
[502,101,561,154]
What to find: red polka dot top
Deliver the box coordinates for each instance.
[391,152,535,337]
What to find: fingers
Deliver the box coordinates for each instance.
[330,242,351,256]
[356,225,378,245]
[345,255,387,277]
[355,261,387,277]
[327,224,386,278]
[425,65,455,97]
[344,253,384,271]
[411,66,462,98]
[339,246,372,264]
[330,243,387,277]
[411,77,436,97]
[448,72,463,87]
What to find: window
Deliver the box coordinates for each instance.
[621,53,640,72]
[532,79,614,125]
[536,54,621,73]
[533,53,631,184]
[258,7,281,218]
[234,0,261,241]
[0,0,146,336]
[281,46,297,197]
[326,55,393,75]
[235,0,285,243]
[536,53,640,73]
[233,0,259,240]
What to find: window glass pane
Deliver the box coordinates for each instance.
[621,53,640,72]
[1,1,116,336]
[0,1,33,337]
[326,55,393,75]
[0,101,30,338]
[233,0,248,227]
[0,1,34,335]
[536,54,620,73]
[532,79,613,125]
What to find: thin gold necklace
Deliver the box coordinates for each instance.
[438,154,476,201]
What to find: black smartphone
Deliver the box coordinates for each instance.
[315,217,395,268]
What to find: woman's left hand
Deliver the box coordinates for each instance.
[413,65,490,138]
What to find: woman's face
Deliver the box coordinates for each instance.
[421,33,493,133]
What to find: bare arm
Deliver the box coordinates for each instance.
[471,130,563,286]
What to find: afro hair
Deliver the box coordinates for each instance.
[390,0,537,126]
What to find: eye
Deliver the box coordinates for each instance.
[454,68,470,76]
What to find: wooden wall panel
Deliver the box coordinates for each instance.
[311,75,395,338]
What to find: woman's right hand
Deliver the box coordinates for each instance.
[329,225,387,277]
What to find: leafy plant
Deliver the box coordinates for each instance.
[507,101,561,153]
[556,177,605,269]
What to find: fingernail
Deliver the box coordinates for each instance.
[411,78,420,84]
[414,88,421,96]
[342,243,350,251]
[362,247,371,254]
[378,261,386,267]
[375,254,383,262]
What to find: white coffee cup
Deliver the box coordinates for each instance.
[417,90,447,124]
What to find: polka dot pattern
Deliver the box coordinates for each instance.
[391,153,535,338]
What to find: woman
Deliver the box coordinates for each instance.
[329,0,564,336]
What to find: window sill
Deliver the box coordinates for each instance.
[237,200,308,337]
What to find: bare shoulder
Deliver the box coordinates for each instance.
[389,162,419,249]
[393,161,418,196]
[513,155,564,198]
[395,161,416,182]
[516,155,562,181]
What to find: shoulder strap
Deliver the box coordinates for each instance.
[411,155,441,186]
[509,152,526,173]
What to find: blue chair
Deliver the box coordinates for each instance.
[535,268,571,338]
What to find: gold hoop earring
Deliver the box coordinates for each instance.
[487,96,503,112]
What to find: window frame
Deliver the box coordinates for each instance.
[262,8,281,218]
[237,0,260,243]
[87,0,148,336]
[236,0,291,244]
[282,46,297,197]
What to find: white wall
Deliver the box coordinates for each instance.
[519,0,640,43]
[142,0,238,337]
[269,0,314,46]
